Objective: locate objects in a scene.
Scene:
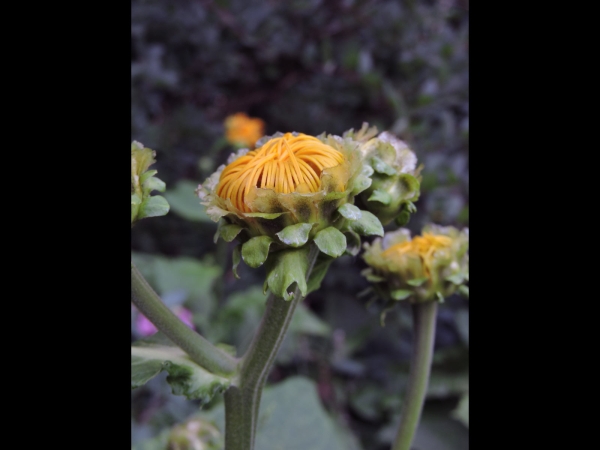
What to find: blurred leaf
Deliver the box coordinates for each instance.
[131,253,222,327]
[203,377,362,450]
[164,180,212,223]
[452,393,469,428]
[131,333,231,405]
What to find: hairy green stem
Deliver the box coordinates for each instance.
[224,244,320,450]
[392,301,438,450]
[131,262,238,375]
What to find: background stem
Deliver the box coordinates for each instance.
[224,244,320,450]
[392,301,438,450]
[131,262,238,375]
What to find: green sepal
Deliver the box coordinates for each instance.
[265,247,310,300]
[244,212,285,219]
[144,176,166,193]
[398,173,420,200]
[131,333,231,405]
[361,269,384,283]
[232,245,241,279]
[241,236,274,268]
[276,223,314,248]
[139,169,157,185]
[348,210,384,237]
[407,277,429,287]
[395,209,411,226]
[306,255,334,294]
[131,194,142,223]
[436,291,445,303]
[391,289,413,301]
[139,195,170,220]
[313,227,347,258]
[344,230,361,256]
[371,156,397,176]
[219,223,244,243]
[368,189,392,205]
[337,204,362,220]
[351,174,372,195]
[458,285,469,299]
[445,273,465,285]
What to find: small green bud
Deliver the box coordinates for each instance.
[131,141,169,225]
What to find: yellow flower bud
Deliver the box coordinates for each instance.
[362,225,468,304]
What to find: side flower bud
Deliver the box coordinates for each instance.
[131,141,170,225]
[362,225,468,309]
[348,124,422,226]
[196,129,384,300]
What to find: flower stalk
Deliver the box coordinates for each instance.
[392,301,438,450]
[223,243,321,450]
[131,262,238,376]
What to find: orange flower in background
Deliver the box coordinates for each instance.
[224,113,265,149]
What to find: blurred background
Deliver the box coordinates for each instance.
[131,0,468,449]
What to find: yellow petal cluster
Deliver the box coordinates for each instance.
[216,132,345,212]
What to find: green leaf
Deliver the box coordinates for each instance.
[139,195,170,219]
[407,277,429,287]
[349,210,384,236]
[265,247,310,300]
[241,236,274,268]
[371,156,396,176]
[458,285,469,299]
[338,204,362,220]
[452,393,469,428]
[368,189,392,205]
[391,289,412,300]
[164,180,213,223]
[232,245,241,279]
[314,227,347,258]
[219,223,243,242]
[276,223,314,247]
[131,334,231,405]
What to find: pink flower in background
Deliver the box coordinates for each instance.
[135,307,195,337]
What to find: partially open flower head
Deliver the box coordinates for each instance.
[131,141,169,225]
[197,128,385,300]
[224,112,265,149]
[346,124,422,226]
[362,225,468,306]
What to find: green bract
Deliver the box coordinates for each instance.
[131,141,170,225]
[346,124,422,226]
[362,225,468,310]
[196,128,386,299]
